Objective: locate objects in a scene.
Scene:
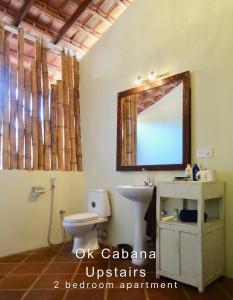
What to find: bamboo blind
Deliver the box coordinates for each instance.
[3,39,10,169]
[57,80,64,170]
[24,68,31,170]
[73,57,82,171]
[0,24,4,168]
[36,39,44,170]
[17,28,24,169]
[61,51,71,171]
[121,95,137,166]
[42,40,51,170]
[0,23,82,171]
[10,65,17,169]
[50,84,57,170]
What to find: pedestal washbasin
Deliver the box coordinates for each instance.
[116,185,153,202]
[116,185,154,265]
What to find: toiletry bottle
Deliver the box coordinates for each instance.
[192,163,200,181]
[185,164,192,180]
[173,208,179,221]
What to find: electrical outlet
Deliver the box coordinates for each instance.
[196,148,213,158]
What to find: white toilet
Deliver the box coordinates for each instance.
[63,189,111,253]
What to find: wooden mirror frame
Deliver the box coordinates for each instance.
[116,71,191,171]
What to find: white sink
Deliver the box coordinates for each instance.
[116,185,153,202]
[116,185,154,266]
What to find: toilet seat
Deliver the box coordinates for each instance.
[63,216,107,227]
[64,212,98,223]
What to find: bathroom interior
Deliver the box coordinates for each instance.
[0,0,233,299]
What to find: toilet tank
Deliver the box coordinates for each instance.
[88,189,111,217]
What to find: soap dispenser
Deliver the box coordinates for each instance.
[192,164,200,181]
[185,164,192,180]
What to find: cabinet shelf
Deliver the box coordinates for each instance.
[159,218,224,234]
[156,181,225,293]
[160,218,223,226]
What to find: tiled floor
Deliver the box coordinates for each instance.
[0,242,232,300]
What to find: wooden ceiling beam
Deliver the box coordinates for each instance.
[2,1,100,45]
[34,1,101,39]
[70,0,113,25]
[52,0,93,44]
[24,18,89,52]
[13,0,36,27]
[9,48,58,71]
[34,1,102,39]
[114,0,127,8]
[0,5,88,55]
[87,8,113,25]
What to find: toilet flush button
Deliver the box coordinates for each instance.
[91,202,96,208]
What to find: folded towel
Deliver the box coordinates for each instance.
[161,215,176,222]
[144,186,157,241]
[179,209,208,222]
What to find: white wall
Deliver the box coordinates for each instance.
[80,0,233,277]
[0,171,84,257]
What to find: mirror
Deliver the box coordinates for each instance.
[116,71,191,171]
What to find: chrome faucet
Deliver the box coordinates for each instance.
[142,168,153,186]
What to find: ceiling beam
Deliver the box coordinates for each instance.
[88,8,113,25]
[52,0,93,44]
[114,0,127,8]
[9,48,58,71]
[2,1,101,45]
[13,0,35,27]
[70,0,113,25]
[0,6,88,55]
[4,22,64,54]
[34,1,101,39]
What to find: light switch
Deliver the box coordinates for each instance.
[196,148,213,158]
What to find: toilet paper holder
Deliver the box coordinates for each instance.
[32,186,46,198]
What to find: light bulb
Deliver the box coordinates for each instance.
[148,71,156,82]
[135,76,142,86]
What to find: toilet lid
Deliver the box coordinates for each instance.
[64,212,98,223]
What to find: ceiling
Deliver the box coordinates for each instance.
[137,81,182,114]
[0,0,133,80]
